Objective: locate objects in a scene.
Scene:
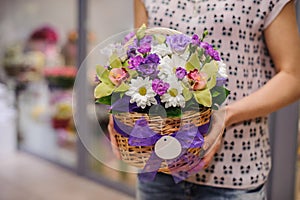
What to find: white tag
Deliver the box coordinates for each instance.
[154,136,182,160]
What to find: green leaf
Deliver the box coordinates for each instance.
[114,82,129,92]
[210,86,230,107]
[136,24,147,40]
[212,90,220,97]
[94,82,114,99]
[186,52,200,71]
[193,88,212,107]
[96,95,112,105]
[109,53,122,69]
[201,62,218,78]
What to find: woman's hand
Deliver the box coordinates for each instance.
[107,115,121,159]
[200,108,227,169]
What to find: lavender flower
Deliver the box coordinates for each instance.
[134,35,152,47]
[136,63,159,78]
[127,47,137,58]
[200,42,210,50]
[216,77,228,86]
[144,53,160,64]
[192,34,200,46]
[128,55,144,69]
[206,46,221,61]
[152,79,170,95]
[166,34,191,54]
[137,44,151,54]
[175,67,187,79]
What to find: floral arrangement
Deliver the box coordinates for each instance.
[93,26,229,182]
[44,66,77,89]
[94,25,229,114]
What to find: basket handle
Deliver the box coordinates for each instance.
[124,27,183,49]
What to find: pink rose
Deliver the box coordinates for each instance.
[109,68,129,86]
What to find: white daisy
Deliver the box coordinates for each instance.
[125,77,157,109]
[161,76,185,108]
[158,54,187,80]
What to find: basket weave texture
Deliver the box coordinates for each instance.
[113,107,211,173]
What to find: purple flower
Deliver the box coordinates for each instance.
[137,44,151,54]
[128,55,144,69]
[175,67,187,79]
[200,42,210,50]
[127,47,137,58]
[192,34,200,46]
[144,53,160,64]
[136,63,159,78]
[122,32,135,45]
[166,34,191,54]
[206,46,221,61]
[94,74,100,83]
[216,77,228,86]
[152,79,170,96]
[134,35,152,47]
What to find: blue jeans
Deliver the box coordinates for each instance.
[137,173,266,200]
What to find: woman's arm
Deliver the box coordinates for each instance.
[225,1,300,127]
[134,0,148,28]
[201,1,300,167]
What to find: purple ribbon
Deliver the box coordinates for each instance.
[113,116,210,183]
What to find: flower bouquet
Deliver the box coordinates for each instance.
[44,66,77,89]
[94,25,229,182]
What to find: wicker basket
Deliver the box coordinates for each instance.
[113,108,211,173]
[110,27,213,173]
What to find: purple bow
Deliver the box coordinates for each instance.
[113,116,210,183]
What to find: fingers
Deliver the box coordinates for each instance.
[201,136,222,169]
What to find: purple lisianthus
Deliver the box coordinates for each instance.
[137,44,151,54]
[192,34,200,46]
[144,53,160,64]
[152,79,170,96]
[216,77,228,86]
[175,67,187,80]
[136,63,159,78]
[166,34,191,54]
[134,35,152,47]
[128,55,144,69]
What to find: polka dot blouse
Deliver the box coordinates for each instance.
[143,0,293,189]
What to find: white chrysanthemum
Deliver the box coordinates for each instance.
[216,60,228,78]
[151,43,172,57]
[158,54,187,79]
[161,76,185,108]
[125,77,157,109]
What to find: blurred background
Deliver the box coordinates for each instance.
[0,0,299,200]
